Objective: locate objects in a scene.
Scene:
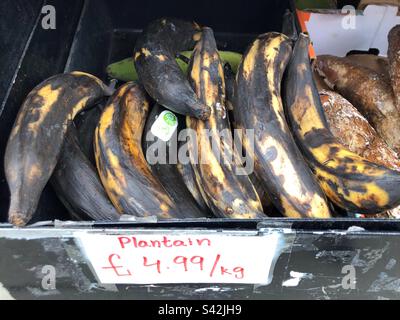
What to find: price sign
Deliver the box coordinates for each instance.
[76,232,282,285]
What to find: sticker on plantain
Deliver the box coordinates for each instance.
[151,110,178,142]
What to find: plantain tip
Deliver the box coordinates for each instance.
[8,212,29,227]
[195,104,212,120]
[103,80,117,96]
[193,21,202,30]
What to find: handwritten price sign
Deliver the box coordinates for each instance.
[77,233,281,284]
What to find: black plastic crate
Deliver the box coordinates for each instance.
[1,0,400,300]
[0,0,292,223]
[0,0,84,222]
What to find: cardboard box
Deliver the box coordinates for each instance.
[297,4,400,57]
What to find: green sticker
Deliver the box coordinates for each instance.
[163,112,177,126]
[151,110,178,142]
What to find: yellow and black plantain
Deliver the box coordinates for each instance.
[5,71,112,226]
[74,103,106,165]
[249,173,275,215]
[142,103,211,217]
[186,27,264,218]
[176,155,210,214]
[95,83,192,218]
[223,62,236,128]
[234,32,330,218]
[198,61,271,214]
[51,124,120,221]
[284,34,400,214]
[134,18,211,120]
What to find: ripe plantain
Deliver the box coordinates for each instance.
[134,18,211,120]
[142,103,211,217]
[74,103,105,165]
[282,9,298,43]
[234,32,330,218]
[5,71,112,226]
[176,154,210,213]
[94,82,196,218]
[284,34,400,214]
[51,125,120,221]
[223,62,236,127]
[186,27,264,218]
[222,62,273,214]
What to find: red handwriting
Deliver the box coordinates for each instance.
[173,256,205,271]
[210,256,244,279]
[118,236,211,249]
[209,254,221,277]
[233,267,245,279]
[101,253,244,280]
[101,254,132,277]
[143,257,161,274]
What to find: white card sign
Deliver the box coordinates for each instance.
[76,233,282,285]
[301,5,400,57]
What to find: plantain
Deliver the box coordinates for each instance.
[284,34,400,214]
[176,154,210,213]
[223,62,235,118]
[186,27,264,218]
[74,103,105,165]
[107,51,242,82]
[234,32,330,218]
[142,103,211,217]
[5,71,112,226]
[94,82,196,218]
[177,60,236,214]
[282,9,298,43]
[134,18,211,120]
[50,125,120,221]
[249,173,275,215]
